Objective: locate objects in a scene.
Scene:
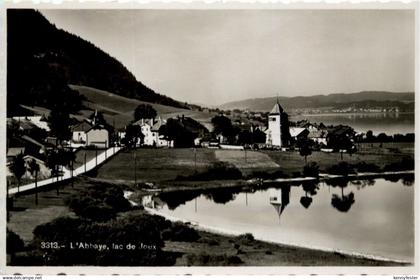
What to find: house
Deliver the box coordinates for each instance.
[70,120,109,148]
[12,115,50,132]
[265,101,291,147]
[133,117,173,147]
[289,127,309,141]
[308,129,328,146]
[71,121,93,145]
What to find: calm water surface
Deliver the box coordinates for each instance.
[290,113,414,135]
[146,177,414,262]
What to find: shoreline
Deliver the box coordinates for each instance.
[145,170,414,195]
[144,207,412,266]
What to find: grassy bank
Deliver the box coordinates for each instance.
[7,177,405,266]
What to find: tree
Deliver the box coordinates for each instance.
[299,181,319,209]
[327,129,355,160]
[159,119,195,148]
[211,115,239,144]
[28,159,40,205]
[122,125,144,148]
[134,104,157,122]
[10,152,26,193]
[252,128,266,144]
[48,106,72,145]
[297,138,312,164]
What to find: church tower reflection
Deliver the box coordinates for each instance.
[269,185,291,223]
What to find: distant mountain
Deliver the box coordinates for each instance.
[7,9,189,117]
[220,91,415,112]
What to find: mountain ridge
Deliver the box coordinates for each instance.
[220,91,414,112]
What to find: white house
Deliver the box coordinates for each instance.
[133,117,173,147]
[71,120,109,148]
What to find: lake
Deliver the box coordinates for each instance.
[289,113,414,135]
[145,176,414,263]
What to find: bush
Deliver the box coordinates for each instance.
[327,162,356,176]
[160,222,200,242]
[355,162,381,173]
[382,158,414,172]
[248,170,287,180]
[65,184,131,221]
[303,162,320,178]
[199,237,219,246]
[31,214,175,266]
[7,229,24,255]
[235,233,255,245]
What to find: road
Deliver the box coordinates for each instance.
[8,146,123,196]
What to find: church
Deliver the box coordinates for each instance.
[265,101,291,147]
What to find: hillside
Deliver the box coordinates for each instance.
[70,85,215,130]
[220,91,415,112]
[7,9,190,117]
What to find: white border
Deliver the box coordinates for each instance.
[0,0,419,276]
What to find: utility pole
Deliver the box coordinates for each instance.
[244,148,247,163]
[95,149,98,166]
[134,150,137,186]
[195,197,197,213]
[194,148,197,172]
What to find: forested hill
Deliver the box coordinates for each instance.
[7,9,189,116]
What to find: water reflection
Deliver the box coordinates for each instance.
[151,174,413,214]
[325,178,355,212]
[145,176,414,262]
[269,185,290,222]
[299,181,319,209]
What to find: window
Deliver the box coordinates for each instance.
[270,117,276,122]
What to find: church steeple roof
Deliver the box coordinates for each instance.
[269,101,285,115]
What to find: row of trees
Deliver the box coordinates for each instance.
[9,148,76,202]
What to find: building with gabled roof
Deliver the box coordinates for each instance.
[70,120,109,148]
[133,117,173,147]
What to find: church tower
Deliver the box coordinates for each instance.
[266,100,290,147]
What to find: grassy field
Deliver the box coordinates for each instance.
[214,149,280,176]
[95,148,217,183]
[93,143,414,187]
[70,85,216,130]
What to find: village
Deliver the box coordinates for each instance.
[6,100,369,190]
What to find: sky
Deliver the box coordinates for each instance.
[41,9,415,106]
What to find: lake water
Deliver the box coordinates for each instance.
[289,113,414,135]
[146,177,414,263]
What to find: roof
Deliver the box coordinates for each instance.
[289,127,308,138]
[23,154,46,165]
[7,147,25,157]
[269,102,285,115]
[21,135,45,148]
[133,117,164,131]
[308,130,327,138]
[71,121,93,133]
